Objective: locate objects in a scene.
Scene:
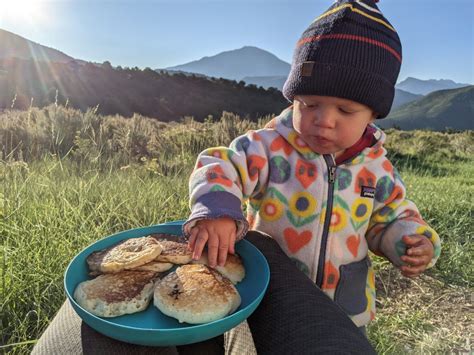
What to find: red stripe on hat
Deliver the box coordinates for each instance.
[297,33,401,62]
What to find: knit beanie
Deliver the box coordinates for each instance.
[282,0,402,118]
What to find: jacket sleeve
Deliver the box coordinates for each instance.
[183,130,270,240]
[365,166,441,268]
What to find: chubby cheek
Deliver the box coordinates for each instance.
[293,113,313,136]
[337,126,365,149]
[292,112,304,132]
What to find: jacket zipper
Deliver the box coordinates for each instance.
[315,154,336,288]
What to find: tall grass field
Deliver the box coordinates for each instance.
[1,106,473,354]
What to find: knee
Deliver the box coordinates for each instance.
[244,230,279,250]
[243,230,290,262]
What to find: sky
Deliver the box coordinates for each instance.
[1,0,473,84]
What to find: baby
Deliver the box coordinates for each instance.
[183,0,441,328]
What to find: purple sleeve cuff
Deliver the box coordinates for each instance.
[183,191,249,239]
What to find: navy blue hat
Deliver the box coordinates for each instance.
[283,0,402,118]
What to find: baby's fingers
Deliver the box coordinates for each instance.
[400,264,426,278]
[407,243,433,258]
[228,231,236,255]
[207,233,223,268]
[400,255,428,267]
[187,227,199,251]
[193,229,209,260]
[218,237,229,267]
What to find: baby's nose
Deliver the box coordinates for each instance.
[313,108,337,128]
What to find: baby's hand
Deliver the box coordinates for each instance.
[187,217,237,268]
[399,235,434,278]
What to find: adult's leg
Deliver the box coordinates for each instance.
[244,230,376,355]
[31,300,223,355]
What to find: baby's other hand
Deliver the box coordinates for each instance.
[399,235,434,278]
[187,217,237,268]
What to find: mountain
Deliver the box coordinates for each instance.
[0,58,288,121]
[378,86,474,131]
[391,89,423,111]
[396,77,471,96]
[0,28,75,63]
[164,46,291,81]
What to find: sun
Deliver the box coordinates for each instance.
[1,0,48,25]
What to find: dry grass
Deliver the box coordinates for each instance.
[369,260,473,354]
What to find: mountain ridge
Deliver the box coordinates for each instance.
[0,28,75,63]
[164,46,290,81]
[396,77,471,95]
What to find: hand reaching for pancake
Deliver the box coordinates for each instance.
[188,217,237,268]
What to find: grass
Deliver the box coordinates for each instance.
[1,159,192,354]
[1,107,473,354]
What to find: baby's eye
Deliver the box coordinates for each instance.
[339,108,355,114]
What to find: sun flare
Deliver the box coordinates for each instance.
[1,0,48,25]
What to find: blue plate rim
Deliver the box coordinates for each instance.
[64,221,270,332]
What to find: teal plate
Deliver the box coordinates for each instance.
[64,220,270,346]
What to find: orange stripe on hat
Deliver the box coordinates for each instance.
[297,33,401,62]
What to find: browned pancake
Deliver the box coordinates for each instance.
[74,270,157,317]
[153,264,241,324]
[192,251,245,284]
[87,236,162,273]
[150,234,192,264]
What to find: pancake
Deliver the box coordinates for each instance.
[73,270,157,317]
[150,234,192,264]
[154,264,241,324]
[192,251,245,284]
[87,236,162,273]
[133,261,174,272]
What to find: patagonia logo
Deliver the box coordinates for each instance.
[360,186,375,198]
[301,61,315,77]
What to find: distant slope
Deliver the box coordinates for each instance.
[0,58,288,121]
[379,86,474,131]
[164,46,290,81]
[242,76,422,111]
[0,28,74,63]
[396,77,471,96]
[391,89,423,111]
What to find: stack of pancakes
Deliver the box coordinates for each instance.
[73,234,244,324]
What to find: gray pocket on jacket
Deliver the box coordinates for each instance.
[334,257,369,315]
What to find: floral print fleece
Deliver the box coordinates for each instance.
[183,106,441,327]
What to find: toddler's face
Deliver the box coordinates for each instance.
[293,95,376,158]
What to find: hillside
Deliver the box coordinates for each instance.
[380,86,474,130]
[391,89,423,112]
[0,28,74,63]
[0,58,288,121]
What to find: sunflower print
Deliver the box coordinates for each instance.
[203,147,233,161]
[288,131,313,155]
[260,197,285,222]
[329,206,348,232]
[351,197,372,230]
[289,191,317,218]
[351,198,372,223]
